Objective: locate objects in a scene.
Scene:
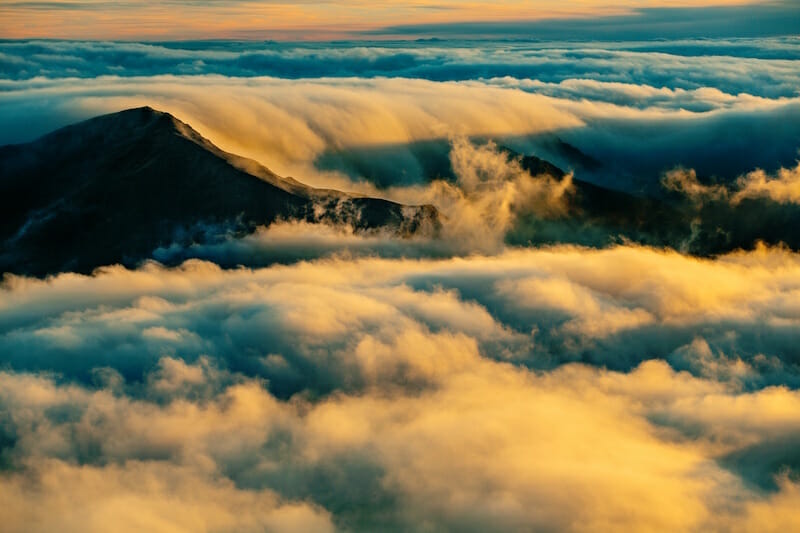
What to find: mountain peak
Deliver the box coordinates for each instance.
[84,105,172,127]
[80,106,191,137]
[0,108,440,276]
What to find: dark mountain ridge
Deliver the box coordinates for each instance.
[0,107,439,276]
[507,149,800,255]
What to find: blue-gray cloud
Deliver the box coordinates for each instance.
[1,38,799,99]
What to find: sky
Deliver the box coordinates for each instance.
[0,0,796,39]
[2,1,800,532]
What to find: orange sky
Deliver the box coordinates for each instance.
[0,0,765,40]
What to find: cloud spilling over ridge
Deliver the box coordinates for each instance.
[3,245,800,530]
[0,75,583,167]
[2,74,799,195]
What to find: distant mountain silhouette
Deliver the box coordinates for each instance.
[0,107,439,276]
[507,149,800,254]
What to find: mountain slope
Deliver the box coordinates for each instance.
[508,150,800,255]
[0,107,438,276]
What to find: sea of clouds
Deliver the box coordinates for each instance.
[4,246,800,531]
[2,35,800,531]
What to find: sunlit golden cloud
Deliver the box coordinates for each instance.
[3,244,800,531]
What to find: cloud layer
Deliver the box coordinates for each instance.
[3,245,800,530]
[3,38,799,96]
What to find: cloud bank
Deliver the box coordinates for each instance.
[3,245,800,530]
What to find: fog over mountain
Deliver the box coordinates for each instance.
[2,13,800,533]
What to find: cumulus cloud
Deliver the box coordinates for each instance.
[3,234,800,529]
[0,459,334,533]
[664,161,800,205]
[1,323,800,530]
[733,163,800,205]
[4,243,800,391]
